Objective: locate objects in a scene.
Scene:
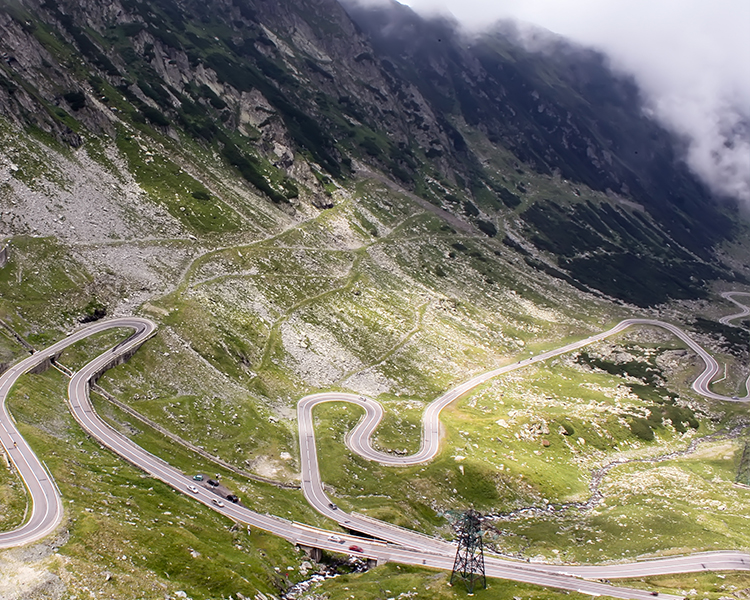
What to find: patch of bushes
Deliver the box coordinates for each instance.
[137,78,172,109]
[502,235,529,255]
[389,143,417,169]
[520,200,727,306]
[140,105,170,127]
[387,161,411,183]
[523,256,590,293]
[63,90,86,111]
[562,252,716,307]
[360,137,381,157]
[191,190,210,201]
[120,46,140,65]
[462,201,479,217]
[80,299,106,323]
[628,417,654,441]
[176,97,216,141]
[88,75,107,98]
[146,24,182,49]
[0,73,17,95]
[577,352,699,438]
[199,84,227,109]
[204,53,255,92]
[41,0,120,76]
[203,52,341,177]
[737,442,750,486]
[143,42,155,62]
[476,219,497,237]
[522,201,612,257]
[577,352,660,385]
[281,178,299,200]
[220,140,287,204]
[495,185,522,208]
[231,0,257,20]
[662,405,699,433]
[121,22,145,37]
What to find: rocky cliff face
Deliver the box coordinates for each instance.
[0,0,745,305]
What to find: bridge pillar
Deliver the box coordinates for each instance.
[298,545,322,563]
[29,357,53,375]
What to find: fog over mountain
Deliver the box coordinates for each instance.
[394,0,750,207]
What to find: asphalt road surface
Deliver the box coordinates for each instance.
[1,296,749,598]
[720,291,750,325]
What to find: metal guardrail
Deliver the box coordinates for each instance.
[350,511,450,545]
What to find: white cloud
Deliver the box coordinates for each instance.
[400,0,750,203]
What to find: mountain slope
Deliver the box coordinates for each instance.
[0,0,744,304]
[0,1,749,598]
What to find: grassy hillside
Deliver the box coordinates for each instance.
[0,0,749,598]
[2,147,749,597]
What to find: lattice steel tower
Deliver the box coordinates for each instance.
[450,509,487,593]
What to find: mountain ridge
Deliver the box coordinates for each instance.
[0,0,743,306]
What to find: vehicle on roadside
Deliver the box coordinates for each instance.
[348,545,363,553]
[192,474,204,481]
[211,498,225,507]
[226,494,239,503]
[207,479,219,487]
[187,485,199,493]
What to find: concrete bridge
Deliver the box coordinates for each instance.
[298,544,382,568]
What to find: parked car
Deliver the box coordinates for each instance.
[207,479,219,487]
[187,485,199,494]
[192,474,204,481]
[226,494,239,503]
[348,545,363,553]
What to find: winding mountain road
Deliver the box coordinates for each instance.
[1,295,749,598]
[720,291,750,325]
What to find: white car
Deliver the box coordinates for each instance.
[212,498,225,507]
[187,484,199,494]
[328,535,344,544]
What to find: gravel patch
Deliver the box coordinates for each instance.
[1,138,184,244]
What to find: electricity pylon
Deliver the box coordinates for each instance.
[450,509,487,593]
